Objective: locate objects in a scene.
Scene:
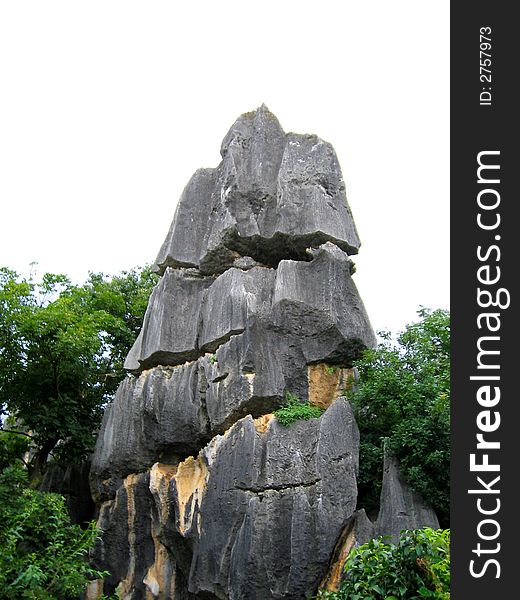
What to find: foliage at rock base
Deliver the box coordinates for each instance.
[0,465,107,600]
[318,528,450,600]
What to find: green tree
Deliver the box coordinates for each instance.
[351,308,450,526]
[0,464,108,599]
[0,266,156,484]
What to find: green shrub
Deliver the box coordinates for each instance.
[0,465,108,599]
[274,392,324,426]
[317,528,450,600]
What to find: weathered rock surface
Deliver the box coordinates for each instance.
[108,236,374,475]
[271,243,373,364]
[375,452,440,543]
[87,471,191,600]
[319,509,375,592]
[124,269,214,372]
[198,266,275,352]
[91,366,210,503]
[127,243,373,375]
[154,105,360,276]
[166,398,359,600]
[88,107,437,600]
[93,243,375,500]
[91,400,359,599]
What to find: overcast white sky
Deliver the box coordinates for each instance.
[0,1,449,335]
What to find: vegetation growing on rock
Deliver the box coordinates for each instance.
[274,391,325,426]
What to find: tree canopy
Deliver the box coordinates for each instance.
[0,266,156,484]
[351,308,450,526]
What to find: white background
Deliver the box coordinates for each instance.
[0,1,449,334]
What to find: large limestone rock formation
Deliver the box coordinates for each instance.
[88,107,435,600]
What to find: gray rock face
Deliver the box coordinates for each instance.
[375,452,440,543]
[198,266,275,352]
[271,243,374,364]
[89,107,393,600]
[94,242,375,495]
[124,269,214,372]
[88,471,192,600]
[319,509,375,592]
[125,243,374,376]
[89,401,359,600]
[154,105,360,276]
[91,365,210,503]
[160,399,359,600]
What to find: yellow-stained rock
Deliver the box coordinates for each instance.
[308,364,356,409]
[145,462,181,597]
[173,456,208,536]
[143,515,177,599]
[149,461,178,523]
[320,519,357,591]
[85,579,104,600]
[320,510,375,592]
[253,413,274,433]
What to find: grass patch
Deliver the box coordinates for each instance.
[274,392,325,426]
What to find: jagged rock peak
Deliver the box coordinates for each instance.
[154,105,361,276]
[220,103,284,158]
[375,450,440,542]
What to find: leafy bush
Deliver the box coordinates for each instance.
[317,528,450,600]
[0,465,108,599]
[351,308,450,525]
[274,392,324,426]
